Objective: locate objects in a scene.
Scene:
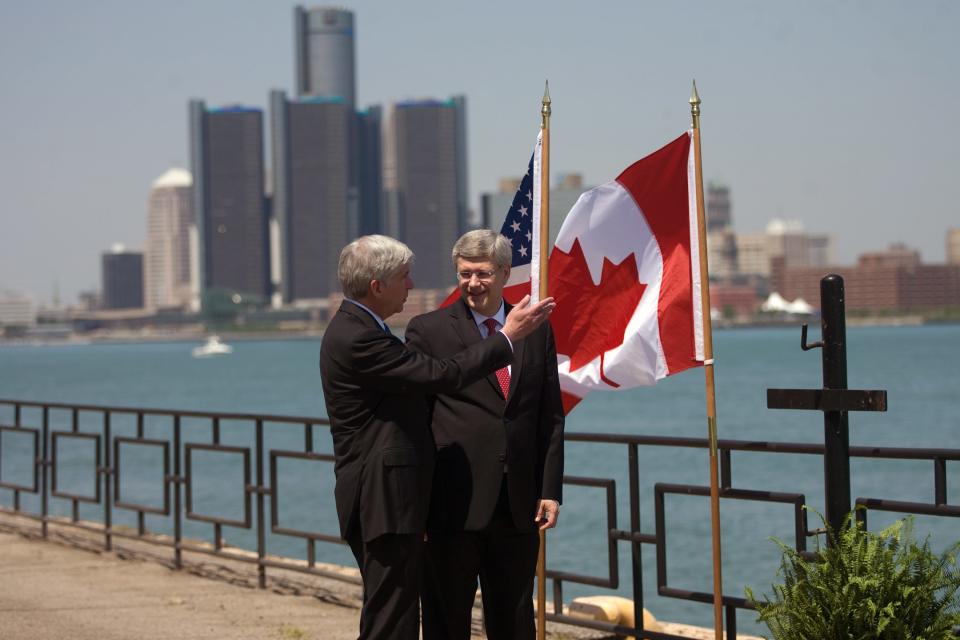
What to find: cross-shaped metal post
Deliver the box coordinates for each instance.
[767,274,887,541]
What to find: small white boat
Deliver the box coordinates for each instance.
[191,335,233,358]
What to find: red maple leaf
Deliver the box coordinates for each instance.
[548,238,646,373]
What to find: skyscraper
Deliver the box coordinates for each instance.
[294,6,355,105]
[271,90,352,303]
[292,6,381,277]
[145,168,194,310]
[381,97,468,288]
[189,100,270,303]
[356,105,383,236]
[101,246,144,310]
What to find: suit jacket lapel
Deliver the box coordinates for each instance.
[451,298,507,400]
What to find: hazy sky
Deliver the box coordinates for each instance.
[1,1,957,303]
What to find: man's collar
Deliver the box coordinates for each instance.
[345,298,386,331]
[467,299,506,328]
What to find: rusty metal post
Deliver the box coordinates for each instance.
[820,274,851,539]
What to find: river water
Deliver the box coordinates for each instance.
[1,324,958,633]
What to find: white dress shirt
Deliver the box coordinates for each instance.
[468,301,511,375]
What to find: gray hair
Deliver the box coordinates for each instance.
[451,229,512,271]
[338,235,414,299]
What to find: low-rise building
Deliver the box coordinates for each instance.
[772,244,960,312]
[0,291,36,327]
[736,219,833,279]
[947,228,960,265]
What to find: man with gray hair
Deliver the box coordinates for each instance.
[319,235,555,640]
[407,229,564,640]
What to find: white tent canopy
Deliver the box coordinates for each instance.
[786,297,814,314]
[762,292,815,314]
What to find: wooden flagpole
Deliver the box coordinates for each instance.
[536,80,551,640]
[690,81,724,639]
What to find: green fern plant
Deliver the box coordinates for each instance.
[746,512,960,639]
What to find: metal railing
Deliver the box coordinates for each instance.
[1,398,959,639]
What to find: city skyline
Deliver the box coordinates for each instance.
[2,1,958,303]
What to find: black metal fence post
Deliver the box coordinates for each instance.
[820,275,852,536]
[41,406,49,539]
[767,273,887,546]
[103,410,113,551]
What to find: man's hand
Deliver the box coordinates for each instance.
[535,499,560,530]
[502,295,556,343]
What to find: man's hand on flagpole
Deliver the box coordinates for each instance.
[535,499,560,530]
[502,295,555,343]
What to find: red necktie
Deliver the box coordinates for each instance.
[483,318,511,399]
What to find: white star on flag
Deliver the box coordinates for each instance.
[511,221,521,232]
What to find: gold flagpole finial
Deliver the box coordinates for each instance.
[541,80,552,125]
[689,79,701,129]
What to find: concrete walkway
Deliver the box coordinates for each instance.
[0,515,756,639]
[0,523,362,640]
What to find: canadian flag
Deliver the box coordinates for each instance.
[548,132,706,413]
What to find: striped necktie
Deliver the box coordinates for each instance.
[482,318,511,399]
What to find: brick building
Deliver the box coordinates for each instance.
[771,244,960,312]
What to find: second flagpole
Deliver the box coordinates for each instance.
[690,81,725,640]
[535,80,551,640]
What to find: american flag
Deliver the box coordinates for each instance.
[497,153,536,304]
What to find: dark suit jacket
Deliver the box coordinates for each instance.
[319,300,513,542]
[405,298,564,532]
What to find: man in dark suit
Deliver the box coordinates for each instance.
[319,235,555,640]
[406,230,565,640]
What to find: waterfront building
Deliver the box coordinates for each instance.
[77,290,100,311]
[709,284,760,320]
[704,183,738,280]
[481,173,587,248]
[101,245,144,310]
[736,219,833,278]
[772,243,960,312]
[0,291,36,327]
[947,228,960,265]
[189,100,270,303]
[145,168,194,310]
[707,229,739,280]
[735,232,775,278]
[381,97,468,288]
[270,90,352,303]
[706,183,732,232]
[294,6,355,106]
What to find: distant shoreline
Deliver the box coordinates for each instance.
[3,316,957,348]
[0,330,324,347]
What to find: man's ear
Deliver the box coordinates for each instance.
[502,265,511,281]
[369,279,382,297]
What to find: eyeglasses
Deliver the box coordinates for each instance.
[457,270,497,282]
